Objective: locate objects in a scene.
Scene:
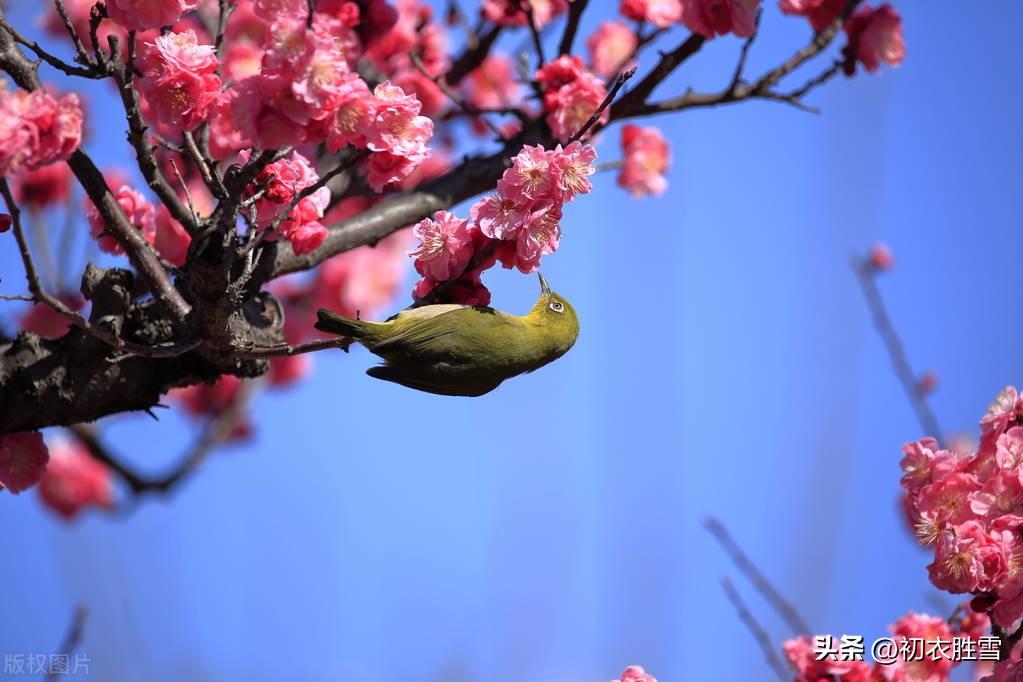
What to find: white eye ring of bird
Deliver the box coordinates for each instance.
[550,301,564,313]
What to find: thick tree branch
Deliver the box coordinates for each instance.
[1,180,196,358]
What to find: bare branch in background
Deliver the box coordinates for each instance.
[852,255,945,444]
[68,381,254,498]
[721,579,790,681]
[45,606,88,682]
[705,517,812,636]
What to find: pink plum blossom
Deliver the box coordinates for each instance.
[105,0,203,30]
[779,0,845,32]
[782,636,874,681]
[482,0,569,27]
[38,440,114,520]
[843,4,905,74]
[409,211,475,282]
[620,0,684,28]
[86,184,157,255]
[680,0,761,39]
[138,30,222,132]
[618,124,671,198]
[0,432,49,494]
[12,164,73,212]
[587,21,639,79]
[0,89,83,177]
[614,665,657,682]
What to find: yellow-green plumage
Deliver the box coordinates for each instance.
[314,274,579,397]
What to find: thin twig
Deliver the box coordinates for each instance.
[233,337,351,358]
[852,256,945,444]
[721,579,790,681]
[0,15,101,78]
[45,606,88,682]
[729,10,762,92]
[705,517,812,636]
[53,0,95,69]
[568,67,636,143]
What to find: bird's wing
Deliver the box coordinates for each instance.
[369,306,512,362]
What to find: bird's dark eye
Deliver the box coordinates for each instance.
[550,301,564,313]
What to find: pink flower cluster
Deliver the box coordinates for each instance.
[536,56,609,142]
[409,142,596,304]
[0,432,49,494]
[104,0,202,30]
[243,150,331,255]
[843,4,905,74]
[613,665,657,682]
[0,88,83,178]
[172,376,252,441]
[680,0,760,38]
[482,0,569,28]
[38,440,114,520]
[618,124,671,198]
[12,164,73,212]
[779,0,845,31]
[86,183,157,255]
[901,387,1023,630]
[783,609,987,682]
[587,21,638,79]
[781,0,904,74]
[620,0,759,36]
[620,0,683,28]
[138,30,223,132]
[208,1,435,193]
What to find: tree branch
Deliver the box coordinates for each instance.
[721,578,790,681]
[852,255,945,445]
[705,517,812,636]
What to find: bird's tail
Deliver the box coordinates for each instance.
[315,309,370,338]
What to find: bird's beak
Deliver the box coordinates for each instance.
[538,272,552,300]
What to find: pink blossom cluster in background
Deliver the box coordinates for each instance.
[621,0,758,37]
[613,665,657,682]
[105,0,202,30]
[783,609,989,681]
[902,388,1023,625]
[618,124,671,198]
[535,55,609,142]
[587,21,638,79]
[483,0,569,27]
[0,432,112,519]
[409,141,596,305]
[0,88,83,178]
[780,0,904,73]
[843,4,905,74]
[38,440,114,519]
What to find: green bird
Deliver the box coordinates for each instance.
[314,273,579,397]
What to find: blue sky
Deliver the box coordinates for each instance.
[2,2,1022,680]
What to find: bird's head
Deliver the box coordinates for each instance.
[529,273,580,353]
